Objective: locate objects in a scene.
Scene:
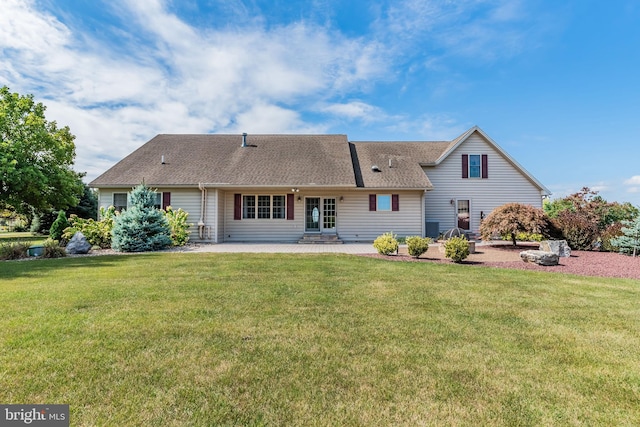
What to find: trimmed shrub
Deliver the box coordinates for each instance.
[164,206,191,246]
[42,239,67,258]
[63,207,116,249]
[406,236,430,258]
[373,232,399,255]
[0,241,29,260]
[444,236,470,263]
[502,232,544,242]
[50,210,69,241]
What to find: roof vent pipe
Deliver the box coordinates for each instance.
[388,158,392,168]
[161,155,165,164]
[241,132,248,148]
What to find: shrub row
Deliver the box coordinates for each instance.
[373,233,469,262]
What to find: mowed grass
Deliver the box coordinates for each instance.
[1,253,639,426]
[0,231,46,245]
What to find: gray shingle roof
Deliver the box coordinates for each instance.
[90,127,548,193]
[349,141,453,189]
[90,134,356,187]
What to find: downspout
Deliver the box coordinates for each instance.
[198,183,207,239]
[422,190,426,238]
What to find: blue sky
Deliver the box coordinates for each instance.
[1,0,639,205]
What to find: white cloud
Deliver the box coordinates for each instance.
[321,101,383,121]
[0,0,552,182]
[0,0,389,180]
[624,176,640,186]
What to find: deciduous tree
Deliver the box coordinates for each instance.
[0,86,83,214]
[480,203,551,246]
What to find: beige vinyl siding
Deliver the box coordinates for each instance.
[338,190,424,242]
[96,187,206,242]
[221,189,423,242]
[221,188,305,242]
[424,133,544,235]
[213,189,224,243]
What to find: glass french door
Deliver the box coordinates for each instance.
[323,198,336,233]
[305,197,337,233]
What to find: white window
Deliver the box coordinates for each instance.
[469,155,481,178]
[272,195,286,219]
[243,195,256,219]
[242,195,286,219]
[257,195,271,219]
[113,193,127,212]
[377,194,391,211]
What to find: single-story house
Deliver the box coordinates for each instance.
[90,126,550,243]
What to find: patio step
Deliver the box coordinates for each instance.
[298,234,344,244]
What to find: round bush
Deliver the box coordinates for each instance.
[373,232,399,255]
[444,236,470,263]
[406,236,430,258]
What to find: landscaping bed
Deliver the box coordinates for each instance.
[366,243,640,280]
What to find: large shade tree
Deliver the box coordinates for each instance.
[0,86,83,215]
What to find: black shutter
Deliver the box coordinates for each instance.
[369,194,377,211]
[482,154,488,179]
[462,154,469,179]
[392,194,399,211]
[234,194,241,220]
[162,192,171,210]
[286,194,294,220]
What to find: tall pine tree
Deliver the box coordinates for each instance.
[111,184,171,252]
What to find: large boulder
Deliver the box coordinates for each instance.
[66,231,92,254]
[520,250,559,266]
[539,240,571,258]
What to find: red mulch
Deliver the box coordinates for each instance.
[361,244,640,280]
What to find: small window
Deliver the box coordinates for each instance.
[113,193,127,212]
[377,195,391,211]
[243,195,256,219]
[154,193,162,209]
[272,195,286,219]
[257,195,271,219]
[469,155,481,178]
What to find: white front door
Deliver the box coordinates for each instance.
[305,197,337,233]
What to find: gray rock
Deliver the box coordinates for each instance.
[66,231,92,254]
[520,250,559,266]
[539,240,571,258]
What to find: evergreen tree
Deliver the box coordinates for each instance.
[610,216,640,257]
[49,210,69,241]
[111,184,172,252]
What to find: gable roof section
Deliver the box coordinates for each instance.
[426,126,551,195]
[349,142,449,189]
[90,134,356,188]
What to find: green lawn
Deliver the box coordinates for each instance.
[0,231,46,245]
[1,253,639,426]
